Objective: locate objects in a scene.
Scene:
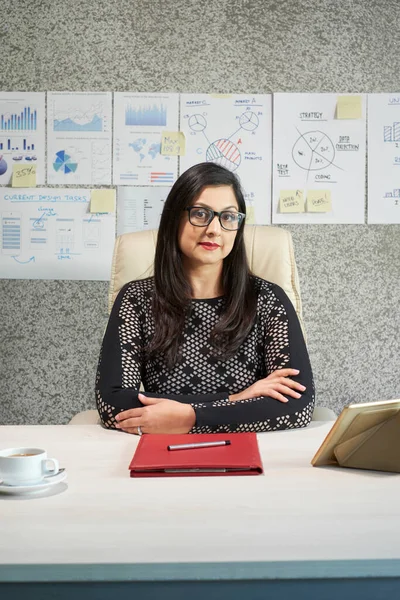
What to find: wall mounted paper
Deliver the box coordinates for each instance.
[113,93,179,186]
[306,190,331,212]
[272,93,366,224]
[90,189,116,213]
[12,163,36,187]
[0,92,45,186]
[337,95,363,119]
[279,190,304,213]
[47,92,112,185]
[161,131,185,156]
[368,93,400,224]
[0,188,115,280]
[117,186,171,235]
[180,94,272,224]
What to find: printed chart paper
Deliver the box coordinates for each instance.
[0,188,115,280]
[180,94,272,224]
[0,92,45,185]
[117,186,171,235]
[272,93,366,224]
[368,94,400,223]
[47,92,112,185]
[113,93,179,186]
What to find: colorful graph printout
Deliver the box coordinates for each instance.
[113,93,179,186]
[180,94,272,224]
[0,92,45,185]
[47,92,112,185]
[0,188,115,280]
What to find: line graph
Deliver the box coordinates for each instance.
[51,101,106,132]
[54,114,102,132]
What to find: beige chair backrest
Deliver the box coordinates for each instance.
[108,225,305,335]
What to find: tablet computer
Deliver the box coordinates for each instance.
[311,398,400,467]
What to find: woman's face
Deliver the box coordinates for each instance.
[178,185,240,269]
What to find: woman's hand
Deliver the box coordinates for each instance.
[114,394,196,435]
[229,368,306,404]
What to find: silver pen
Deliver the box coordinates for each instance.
[167,440,231,451]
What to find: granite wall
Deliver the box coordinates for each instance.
[0,0,399,424]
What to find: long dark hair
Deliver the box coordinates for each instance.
[147,162,257,368]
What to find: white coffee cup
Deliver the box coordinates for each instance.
[0,447,59,486]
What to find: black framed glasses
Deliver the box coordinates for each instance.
[184,206,245,231]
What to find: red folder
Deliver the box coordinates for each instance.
[129,433,263,478]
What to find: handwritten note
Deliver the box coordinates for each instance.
[12,163,37,187]
[161,131,186,156]
[306,190,332,212]
[279,190,304,213]
[90,189,116,213]
[337,95,362,119]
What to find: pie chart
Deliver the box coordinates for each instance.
[0,156,7,176]
[292,131,335,171]
[206,139,241,171]
[53,150,78,174]
[239,111,259,131]
[188,114,207,132]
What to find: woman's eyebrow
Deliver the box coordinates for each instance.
[194,203,239,210]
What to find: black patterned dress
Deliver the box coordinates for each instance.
[95,276,315,433]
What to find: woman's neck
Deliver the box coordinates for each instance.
[184,263,224,299]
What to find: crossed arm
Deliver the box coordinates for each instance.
[113,368,307,434]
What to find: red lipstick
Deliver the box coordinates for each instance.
[199,242,220,250]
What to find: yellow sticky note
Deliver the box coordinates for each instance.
[246,205,255,224]
[337,95,362,119]
[279,190,304,213]
[161,131,186,156]
[306,190,332,213]
[90,189,116,213]
[12,163,37,187]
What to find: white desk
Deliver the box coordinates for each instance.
[1,423,400,600]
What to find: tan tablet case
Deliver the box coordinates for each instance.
[333,411,400,473]
[311,399,400,473]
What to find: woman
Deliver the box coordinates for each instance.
[95,162,315,435]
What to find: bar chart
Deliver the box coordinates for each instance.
[125,103,167,127]
[383,122,400,142]
[384,188,400,197]
[0,107,37,131]
[0,139,35,151]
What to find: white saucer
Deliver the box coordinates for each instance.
[0,470,67,495]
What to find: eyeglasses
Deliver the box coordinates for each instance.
[184,206,245,231]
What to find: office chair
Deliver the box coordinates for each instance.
[69,225,336,424]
